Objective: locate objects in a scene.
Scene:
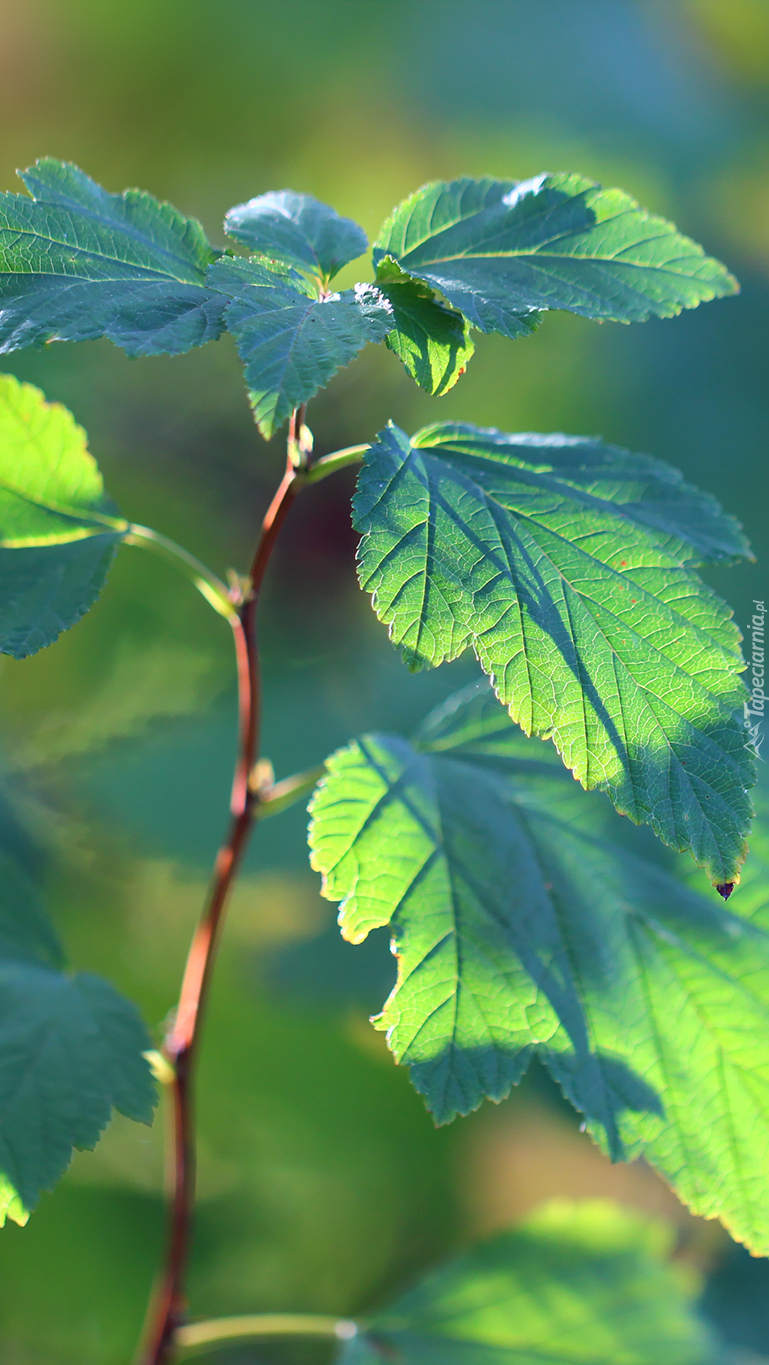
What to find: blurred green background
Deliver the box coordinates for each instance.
[1,0,769,1360]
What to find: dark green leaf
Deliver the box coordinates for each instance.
[310,681,769,1253]
[208,256,394,437]
[0,374,126,656]
[0,159,225,357]
[339,1201,717,1365]
[224,189,367,282]
[354,421,753,885]
[374,258,478,396]
[0,963,155,1223]
[374,175,738,336]
[0,776,156,1227]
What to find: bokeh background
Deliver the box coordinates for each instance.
[1,0,768,1360]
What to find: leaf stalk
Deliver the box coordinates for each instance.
[176,1314,357,1357]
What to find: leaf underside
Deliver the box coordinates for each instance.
[354,421,753,885]
[339,1201,717,1365]
[373,174,738,337]
[375,258,478,395]
[0,373,126,656]
[310,680,769,1254]
[208,256,394,437]
[224,189,368,282]
[0,783,155,1224]
[0,159,225,357]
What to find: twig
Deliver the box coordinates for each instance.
[137,436,302,1365]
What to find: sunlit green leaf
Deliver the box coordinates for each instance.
[225,189,367,282]
[0,374,126,657]
[310,681,769,1253]
[375,258,477,395]
[354,421,753,885]
[208,256,393,437]
[374,175,738,336]
[0,159,225,357]
[339,1201,717,1365]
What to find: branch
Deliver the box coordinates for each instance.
[136,436,303,1365]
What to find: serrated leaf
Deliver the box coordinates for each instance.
[208,256,394,437]
[0,158,226,357]
[339,1201,717,1365]
[310,681,769,1253]
[0,963,156,1220]
[0,374,126,656]
[224,189,367,282]
[0,776,155,1226]
[354,421,753,885]
[373,175,738,336]
[375,258,477,396]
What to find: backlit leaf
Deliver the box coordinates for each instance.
[225,189,367,282]
[0,374,126,656]
[354,421,753,886]
[310,681,769,1253]
[375,258,477,396]
[374,175,738,336]
[339,1201,717,1365]
[208,256,393,437]
[0,159,225,357]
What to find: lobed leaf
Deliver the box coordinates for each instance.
[374,175,738,336]
[208,256,394,437]
[0,374,127,656]
[339,1201,717,1365]
[224,189,368,282]
[354,421,753,886]
[0,782,155,1226]
[375,258,477,396]
[0,964,156,1222]
[310,682,769,1252]
[0,159,225,357]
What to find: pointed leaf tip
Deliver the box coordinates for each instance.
[374,173,738,336]
[353,421,754,885]
[0,159,225,356]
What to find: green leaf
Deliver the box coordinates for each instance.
[208,256,394,437]
[373,175,738,336]
[0,963,156,1222]
[0,158,226,357]
[0,780,155,1227]
[354,421,753,886]
[310,681,769,1253]
[375,258,477,396]
[0,374,126,657]
[340,1201,717,1365]
[224,189,367,283]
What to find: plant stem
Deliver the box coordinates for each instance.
[305,444,367,484]
[137,439,302,1365]
[256,764,327,820]
[176,1314,357,1357]
[124,524,238,621]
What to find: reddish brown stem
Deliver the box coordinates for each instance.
[137,447,302,1365]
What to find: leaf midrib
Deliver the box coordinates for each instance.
[0,214,207,284]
